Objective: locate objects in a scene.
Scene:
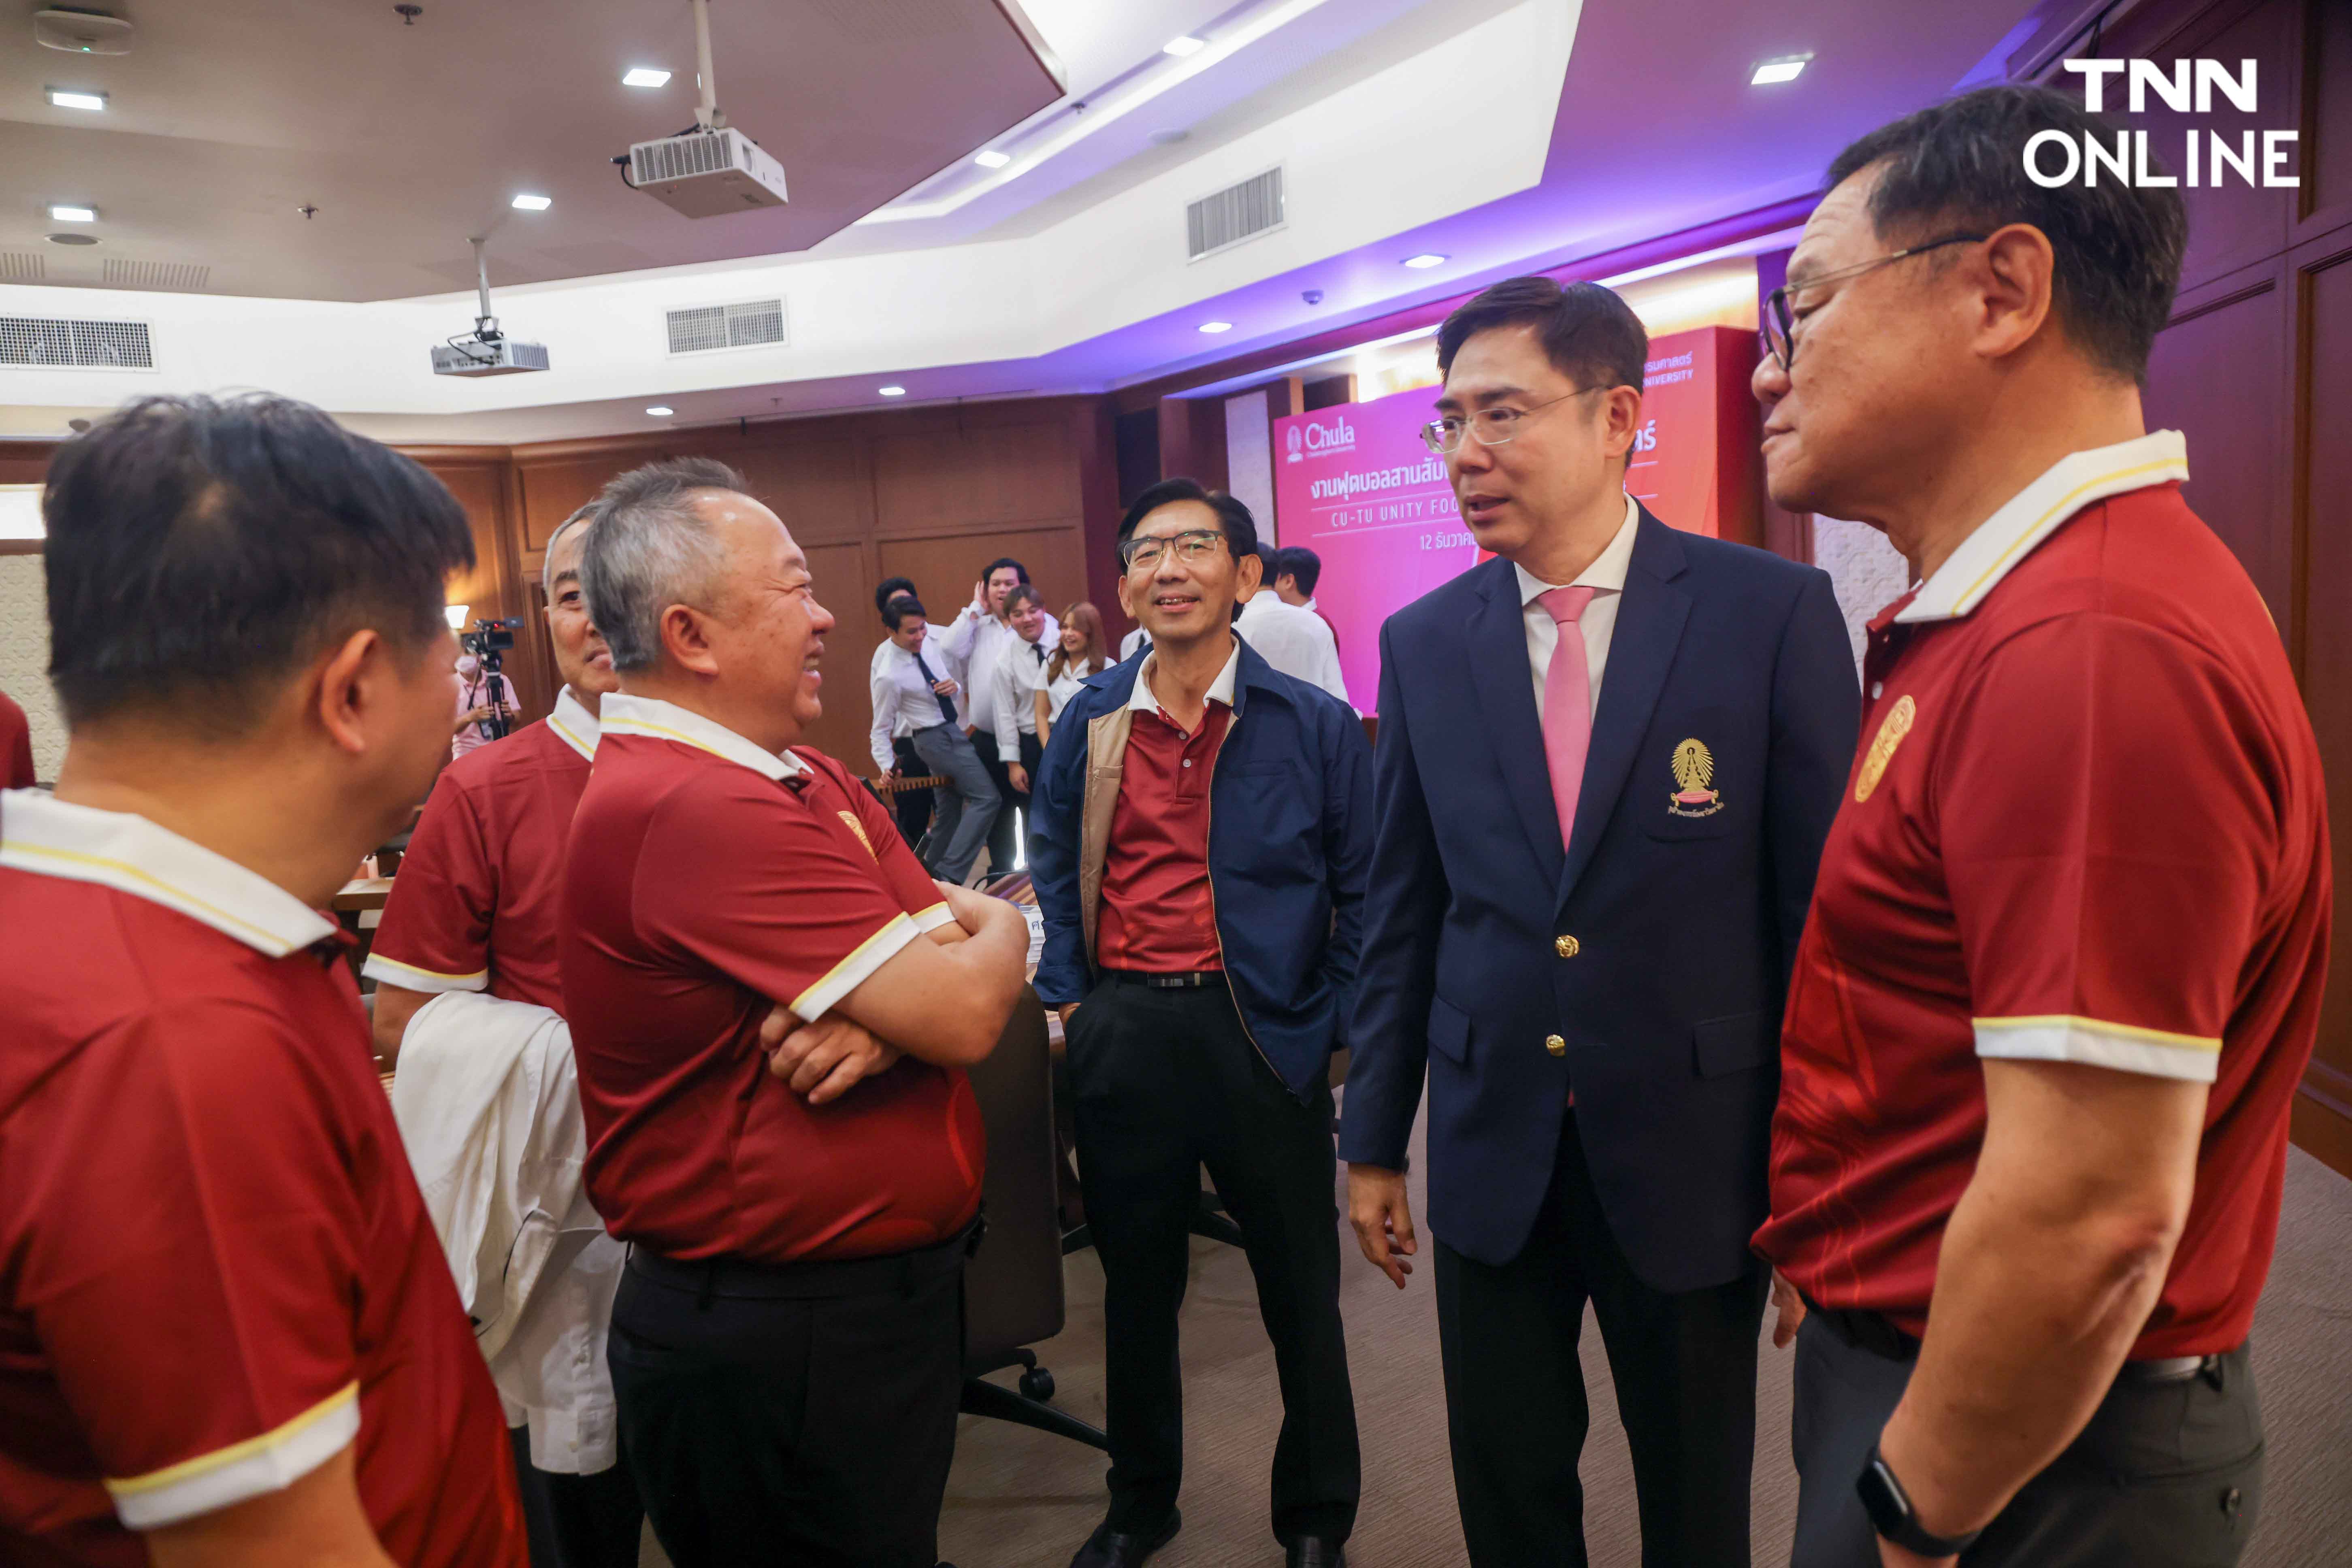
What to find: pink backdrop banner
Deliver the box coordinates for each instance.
[1271,386,1469,712]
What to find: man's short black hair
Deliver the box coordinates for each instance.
[883,597,927,631]
[1274,545,1322,596]
[43,393,473,733]
[876,575,918,616]
[1436,277,1648,394]
[1003,583,1044,615]
[1825,83,2187,383]
[1115,477,1260,563]
[981,556,1030,586]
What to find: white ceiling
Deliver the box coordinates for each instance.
[0,0,1065,300]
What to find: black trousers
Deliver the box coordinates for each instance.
[969,730,1042,876]
[890,734,933,848]
[509,1426,643,1568]
[1066,976,1361,1546]
[1433,1116,1766,1568]
[1789,1318,2263,1566]
[607,1239,966,1568]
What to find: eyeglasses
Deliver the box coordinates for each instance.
[1120,528,1227,573]
[1419,386,1598,455]
[1760,233,1988,372]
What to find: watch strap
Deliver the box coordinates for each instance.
[1858,1446,1982,1557]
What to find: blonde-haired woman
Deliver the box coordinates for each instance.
[1035,601,1110,748]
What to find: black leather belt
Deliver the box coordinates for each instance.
[627,1216,981,1306]
[1102,968,1223,989]
[1802,1293,2224,1381]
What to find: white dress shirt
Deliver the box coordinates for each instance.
[869,638,957,773]
[1515,492,1640,724]
[1119,626,1148,660]
[991,631,1054,752]
[937,603,1058,738]
[1042,656,1108,724]
[1235,591,1349,703]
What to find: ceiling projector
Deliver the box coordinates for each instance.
[621,0,787,220]
[431,238,548,378]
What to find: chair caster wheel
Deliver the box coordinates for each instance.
[1018,1366,1055,1402]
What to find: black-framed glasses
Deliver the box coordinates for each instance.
[1120,528,1228,573]
[1419,385,1597,455]
[1760,233,1988,372]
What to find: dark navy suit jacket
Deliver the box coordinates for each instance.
[1337,509,1859,1292]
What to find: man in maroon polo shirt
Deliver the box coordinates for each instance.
[1749,87,2328,1568]
[563,458,1033,1568]
[0,394,522,1568]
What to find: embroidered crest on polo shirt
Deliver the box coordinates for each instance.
[1666,738,1724,818]
[837,810,878,860]
[1855,695,1917,803]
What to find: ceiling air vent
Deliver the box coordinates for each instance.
[666,298,787,355]
[1187,166,1284,262]
[0,316,155,369]
[103,258,211,291]
[0,253,43,283]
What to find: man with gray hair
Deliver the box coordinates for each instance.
[562,457,1032,1568]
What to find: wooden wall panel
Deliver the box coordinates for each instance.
[798,539,875,767]
[2313,0,2352,222]
[871,416,1079,536]
[2143,269,2295,631]
[876,524,1091,633]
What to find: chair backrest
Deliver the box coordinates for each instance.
[961,988,1064,1359]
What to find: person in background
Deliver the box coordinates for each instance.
[989,583,1054,863]
[938,555,1057,877]
[1234,540,1348,704]
[365,504,643,1568]
[1340,276,1858,1568]
[1119,623,1148,661]
[0,393,522,1566]
[1750,85,2325,1568]
[871,575,931,845]
[452,647,519,760]
[1272,547,1342,658]
[0,685,33,788]
[1029,477,1371,1568]
[565,458,1031,1568]
[1035,600,1110,748]
[870,595,998,884]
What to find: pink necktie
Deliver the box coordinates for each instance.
[1538,586,1597,850]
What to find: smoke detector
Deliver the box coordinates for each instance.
[35,8,135,54]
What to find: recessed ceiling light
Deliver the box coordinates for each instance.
[1751,56,1810,85]
[878,385,908,397]
[973,149,1012,169]
[48,205,96,223]
[645,405,674,416]
[1402,253,1447,269]
[511,193,552,211]
[1163,36,1206,57]
[47,87,108,112]
[622,66,672,87]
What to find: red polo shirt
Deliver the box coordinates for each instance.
[366,688,601,1009]
[1096,649,1233,973]
[0,790,522,1565]
[1754,434,2331,1359]
[562,695,982,1264]
[1,690,33,789]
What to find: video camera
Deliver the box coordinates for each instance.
[460,618,523,742]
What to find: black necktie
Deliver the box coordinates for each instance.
[1033,643,1046,666]
[914,647,956,723]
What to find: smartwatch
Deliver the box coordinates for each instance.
[1857,1445,1981,1558]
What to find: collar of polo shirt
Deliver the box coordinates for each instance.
[1895,429,2190,625]
[0,789,337,957]
[1129,639,1241,720]
[546,685,602,762]
[599,693,814,781]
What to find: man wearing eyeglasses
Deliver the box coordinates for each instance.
[1340,276,1858,1567]
[1752,87,2323,1568]
[1029,477,1372,1568]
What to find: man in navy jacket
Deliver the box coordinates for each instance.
[1340,279,1858,1567]
[1031,478,1372,1568]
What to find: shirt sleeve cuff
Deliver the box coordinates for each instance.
[789,912,920,1022]
[361,952,490,993]
[1973,1015,2221,1084]
[105,1383,360,1530]
[910,901,957,935]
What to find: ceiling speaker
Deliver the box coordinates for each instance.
[35,8,135,54]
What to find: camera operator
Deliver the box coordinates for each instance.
[451,628,518,760]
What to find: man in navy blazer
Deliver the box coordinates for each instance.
[1340,278,1858,1567]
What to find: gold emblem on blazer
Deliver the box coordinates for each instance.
[1666,738,1724,817]
[837,810,879,860]
[1854,695,1917,803]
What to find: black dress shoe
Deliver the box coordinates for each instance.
[1067,1509,1181,1568]
[1286,1537,1345,1568]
